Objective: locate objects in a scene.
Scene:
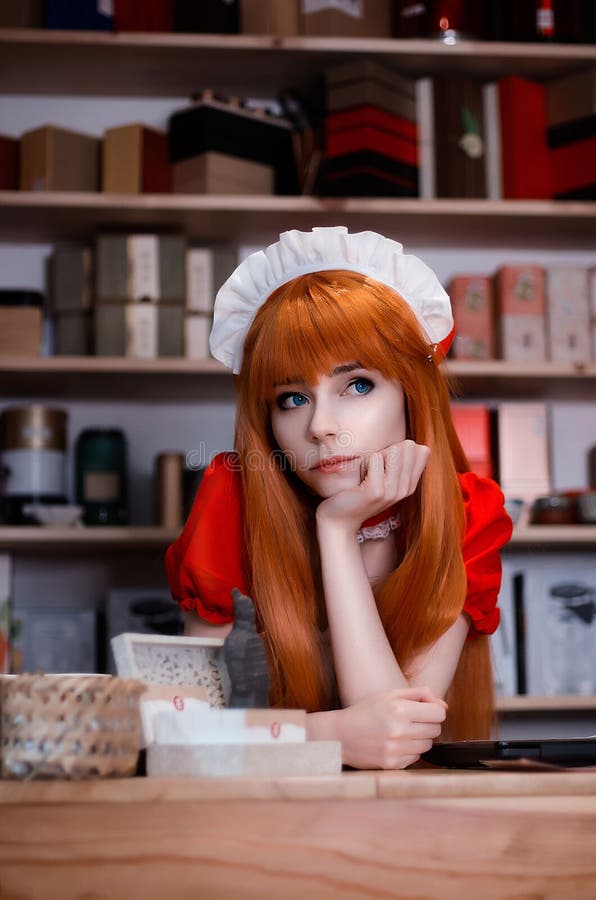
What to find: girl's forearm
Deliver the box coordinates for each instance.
[317,520,408,706]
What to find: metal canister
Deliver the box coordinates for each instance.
[0,405,68,524]
[75,428,128,526]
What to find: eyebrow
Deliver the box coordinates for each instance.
[274,362,363,389]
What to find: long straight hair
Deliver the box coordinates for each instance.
[235,270,494,738]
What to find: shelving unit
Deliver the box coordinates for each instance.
[1,28,595,714]
[1,356,595,400]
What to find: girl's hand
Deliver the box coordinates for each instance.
[335,686,447,770]
[316,440,430,534]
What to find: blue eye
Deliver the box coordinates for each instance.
[277,392,309,410]
[347,378,373,396]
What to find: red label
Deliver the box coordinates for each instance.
[270,721,281,739]
[173,695,184,711]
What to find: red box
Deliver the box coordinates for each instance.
[450,404,493,479]
[449,275,494,360]
[498,76,552,199]
[113,0,173,31]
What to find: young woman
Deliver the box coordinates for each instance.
[166,227,512,769]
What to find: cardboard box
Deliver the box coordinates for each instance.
[449,276,495,359]
[450,404,493,478]
[240,0,297,34]
[96,234,186,303]
[496,403,551,503]
[20,125,100,192]
[545,267,591,363]
[495,265,546,361]
[103,124,171,194]
[95,301,184,358]
[0,135,19,190]
[51,245,93,312]
[53,312,92,356]
[168,99,298,195]
[0,308,42,356]
[299,0,391,37]
[185,314,212,359]
[172,151,274,195]
[0,0,43,27]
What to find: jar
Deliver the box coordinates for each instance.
[544,583,596,695]
[75,428,128,526]
[530,494,575,525]
[0,406,67,524]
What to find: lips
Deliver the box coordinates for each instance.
[312,456,359,473]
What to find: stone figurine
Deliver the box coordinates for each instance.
[223,587,271,708]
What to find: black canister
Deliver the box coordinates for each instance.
[75,428,128,525]
[0,405,68,524]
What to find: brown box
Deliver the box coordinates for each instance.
[102,124,171,194]
[240,0,298,34]
[172,151,274,194]
[495,265,546,361]
[449,275,494,360]
[547,68,596,128]
[0,135,19,190]
[545,267,591,363]
[0,0,43,27]
[0,308,42,356]
[20,125,100,192]
[299,0,391,37]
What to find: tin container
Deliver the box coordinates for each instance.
[0,405,67,524]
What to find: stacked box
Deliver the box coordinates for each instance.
[20,125,100,192]
[547,68,596,200]
[0,1,44,27]
[185,246,237,358]
[103,124,171,194]
[0,135,18,190]
[240,0,296,34]
[168,98,296,195]
[496,403,551,503]
[590,269,596,361]
[450,404,494,479]
[0,290,43,356]
[494,265,546,362]
[50,245,93,355]
[299,0,391,37]
[448,276,495,359]
[45,0,113,29]
[321,60,418,197]
[95,235,186,358]
[545,267,591,364]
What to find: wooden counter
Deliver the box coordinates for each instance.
[2,770,596,899]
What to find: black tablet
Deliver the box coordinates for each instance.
[422,737,596,769]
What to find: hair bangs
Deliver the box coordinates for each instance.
[244,271,420,399]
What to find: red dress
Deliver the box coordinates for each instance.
[165,452,512,635]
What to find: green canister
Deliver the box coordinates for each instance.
[75,428,128,525]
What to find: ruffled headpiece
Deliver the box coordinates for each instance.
[210,226,454,373]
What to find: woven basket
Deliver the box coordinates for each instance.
[0,674,146,780]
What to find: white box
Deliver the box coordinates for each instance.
[545,267,591,363]
[185,314,212,359]
[186,248,214,313]
[497,403,551,502]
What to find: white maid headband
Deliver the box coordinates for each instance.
[209,226,454,374]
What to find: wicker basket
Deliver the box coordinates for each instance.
[0,674,146,779]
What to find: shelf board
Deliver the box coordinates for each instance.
[0,30,594,96]
[497,694,596,713]
[0,526,177,552]
[508,524,596,549]
[2,356,595,401]
[1,193,596,249]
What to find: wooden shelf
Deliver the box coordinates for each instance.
[508,524,596,549]
[0,526,177,552]
[1,193,596,249]
[497,694,596,713]
[2,356,595,401]
[1,29,595,96]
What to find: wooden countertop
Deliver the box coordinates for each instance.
[3,771,596,899]
[2,767,596,803]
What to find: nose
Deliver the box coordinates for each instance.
[307,398,339,442]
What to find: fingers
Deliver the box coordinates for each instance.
[361,441,429,507]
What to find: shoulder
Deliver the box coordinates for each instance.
[457,471,513,554]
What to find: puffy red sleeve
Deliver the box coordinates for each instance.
[458,472,513,636]
[165,451,248,624]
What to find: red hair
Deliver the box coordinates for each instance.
[235,271,494,738]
